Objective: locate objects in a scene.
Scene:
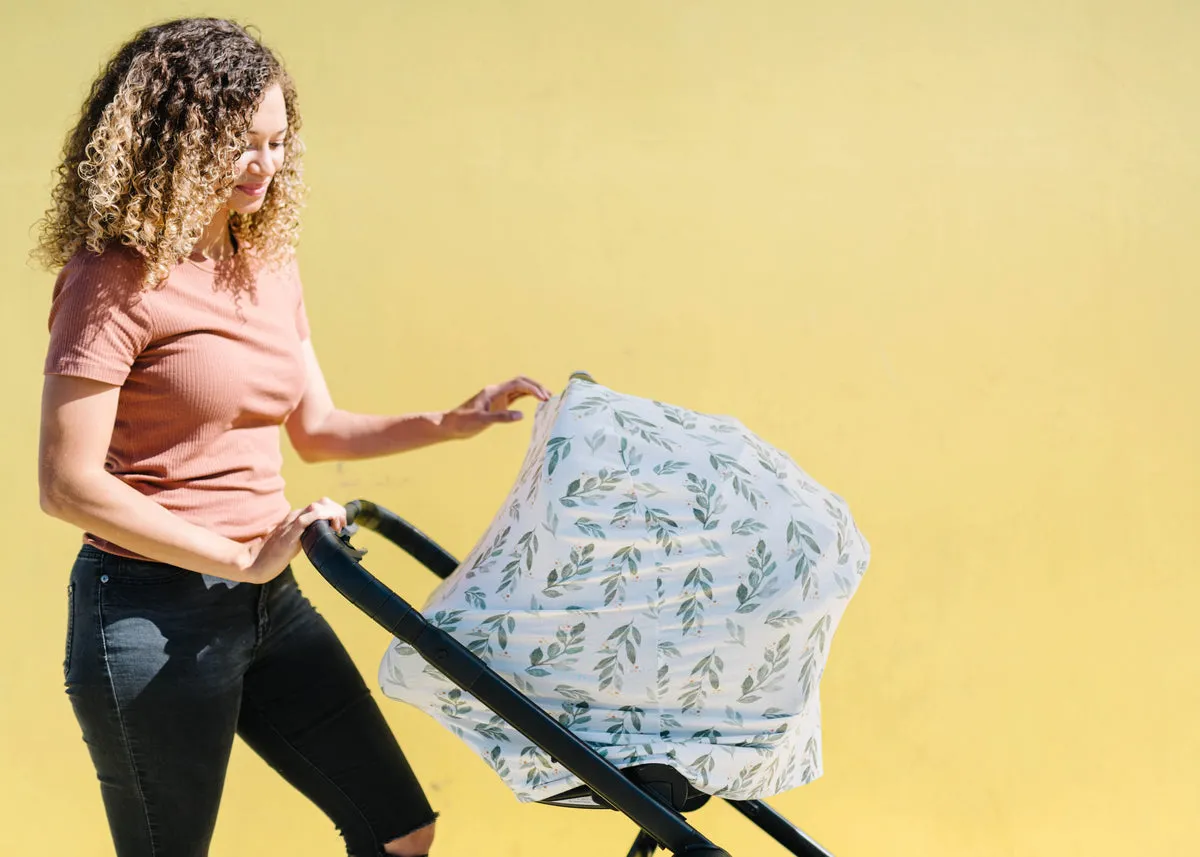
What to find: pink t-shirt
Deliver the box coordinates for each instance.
[44,245,310,558]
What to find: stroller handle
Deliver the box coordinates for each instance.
[344,499,459,579]
[298,519,424,644]
[298,501,460,643]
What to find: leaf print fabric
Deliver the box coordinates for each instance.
[378,375,870,802]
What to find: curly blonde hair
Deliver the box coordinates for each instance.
[35,18,306,286]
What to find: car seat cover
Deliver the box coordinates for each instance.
[379,376,869,802]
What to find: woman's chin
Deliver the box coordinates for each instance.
[229,199,267,217]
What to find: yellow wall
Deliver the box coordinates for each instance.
[2,2,1197,854]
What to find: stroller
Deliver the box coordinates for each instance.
[300,374,864,854]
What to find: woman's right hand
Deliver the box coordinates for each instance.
[238,497,347,584]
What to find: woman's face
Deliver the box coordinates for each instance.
[228,83,288,216]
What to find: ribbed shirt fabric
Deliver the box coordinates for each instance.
[44,245,310,558]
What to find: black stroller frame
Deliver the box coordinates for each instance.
[301,499,836,857]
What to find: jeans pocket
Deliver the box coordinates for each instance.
[64,582,75,678]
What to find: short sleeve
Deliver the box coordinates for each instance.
[292,260,311,340]
[44,251,153,386]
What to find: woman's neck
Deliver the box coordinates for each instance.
[193,210,237,261]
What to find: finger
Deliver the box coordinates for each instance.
[497,379,545,404]
[306,499,344,515]
[516,376,554,400]
[313,500,347,533]
[298,501,336,525]
[296,509,323,529]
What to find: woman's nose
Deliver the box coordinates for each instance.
[247,147,276,177]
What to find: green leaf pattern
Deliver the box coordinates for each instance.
[378,378,869,802]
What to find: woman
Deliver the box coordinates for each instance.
[36,17,550,857]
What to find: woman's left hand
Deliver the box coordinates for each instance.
[442,376,554,439]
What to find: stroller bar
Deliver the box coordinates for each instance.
[346,500,459,579]
[726,801,834,857]
[301,516,732,857]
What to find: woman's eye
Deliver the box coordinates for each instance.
[240,140,287,152]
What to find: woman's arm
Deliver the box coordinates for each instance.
[285,339,551,463]
[39,375,342,581]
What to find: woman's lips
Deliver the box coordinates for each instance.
[236,182,269,197]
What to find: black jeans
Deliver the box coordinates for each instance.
[64,545,436,857]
